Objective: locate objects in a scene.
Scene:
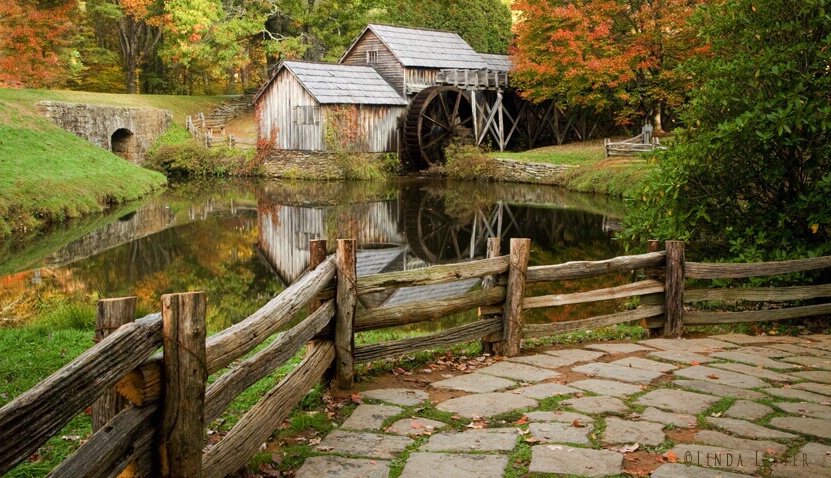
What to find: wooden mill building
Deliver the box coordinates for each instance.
[254,24,514,167]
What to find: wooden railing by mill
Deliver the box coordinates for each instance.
[2,238,830,477]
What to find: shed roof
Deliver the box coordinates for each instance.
[479,53,512,72]
[343,24,489,70]
[254,61,407,106]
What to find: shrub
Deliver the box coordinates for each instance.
[145,142,261,178]
[440,142,497,181]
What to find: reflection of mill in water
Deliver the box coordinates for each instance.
[257,189,620,308]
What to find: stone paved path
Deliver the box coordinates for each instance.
[289,334,831,477]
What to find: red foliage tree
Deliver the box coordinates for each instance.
[0,0,77,88]
[511,0,710,129]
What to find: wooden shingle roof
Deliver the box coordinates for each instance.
[254,61,407,106]
[344,24,489,70]
[479,53,512,72]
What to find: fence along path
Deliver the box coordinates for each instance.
[1,238,830,477]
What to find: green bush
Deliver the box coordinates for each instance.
[145,142,261,178]
[439,142,497,181]
[333,153,399,180]
[623,0,831,265]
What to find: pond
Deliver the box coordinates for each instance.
[0,178,629,332]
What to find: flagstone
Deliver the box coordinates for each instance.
[516,382,580,400]
[525,411,595,423]
[710,362,798,382]
[584,343,655,354]
[640,338,735,353]
[569,379,643,397]
[710,351,800,371]
[544,349,606,363]
[793,382,831,396]
[769,416,831,439]
[420,428,518,452]
[694,430,787,455]
[649,350,716,364]
[529,446,623,476]
[775,402,831,420]
[667,444,760,474]
[763,387,830,403]
[561,395,629,414]
[529,421,594,444]
[651,463,752,478]
[603,417,664,446]
[295,456,390,478]
[477,361,560,382]
[317,431,413,459]
[791,371,831,383]
[674,365,768,389]
[341,404,402,431]
[572,362,663,383]
[725,400,773,420]
[435,392,538,418]
[609,356,677,372]
[637,389,720,414]
[508,353,578,369]
[639,407,697,428]
[399,453,508,478]
[707,417,797,439]
[386,418,447,436]
[671,380,767,399]
[781,355,831,370]
[362,388,430,407]
[430,373,515,393]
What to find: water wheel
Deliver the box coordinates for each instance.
[403,86,474,170]
[403,191,474,264]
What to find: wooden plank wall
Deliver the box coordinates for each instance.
[341,31,406,96]
[406,68,438,95]
[258,69,323,151]
[323,105,404,153]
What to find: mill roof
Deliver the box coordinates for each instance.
[342,24,489,70]
[479,53,512,72]
[254,61,407,106]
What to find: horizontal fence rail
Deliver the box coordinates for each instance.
[6,236,831,477]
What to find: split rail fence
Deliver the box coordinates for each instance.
[2,239,830,477]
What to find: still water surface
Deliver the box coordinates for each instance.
[0,179,628,331]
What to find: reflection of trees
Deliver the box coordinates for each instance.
[68,216,281,331]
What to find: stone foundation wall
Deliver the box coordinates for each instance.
[262,150,571,184]
[36,101,172,164]
[262,150,387,179]
[490,158,572,185]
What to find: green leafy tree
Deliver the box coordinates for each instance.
[623,0,831,262]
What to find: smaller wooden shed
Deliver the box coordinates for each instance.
[254,61,408,152]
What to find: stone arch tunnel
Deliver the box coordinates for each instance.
[36,101,172,164]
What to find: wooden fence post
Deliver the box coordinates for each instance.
[480,237,501,355]
[308,239,328,315]
[644,240,664,337]
[92,297,137,432]
[159,292,207,478]
[503,238,530,357]
[335,239,357,389]
[664,241,685,337]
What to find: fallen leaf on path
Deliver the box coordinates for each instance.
[514,416,529,425]
[666,451,678,463]
[524,437,539,443]
[707,374,720,379]
[572,419,586,428]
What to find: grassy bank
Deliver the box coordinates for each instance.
[491,139,656,197]
[0,88,228,236]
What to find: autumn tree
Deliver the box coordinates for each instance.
[511,0,708,129]
[623,0,831,263]
[0,0,78,88]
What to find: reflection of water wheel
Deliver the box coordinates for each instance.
[404,193,474,264]
[403,86,474,170]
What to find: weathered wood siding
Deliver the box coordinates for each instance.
[322,105,403,153]
[258,68,323,151]
[405,68,439,95]
[341,31,405,96]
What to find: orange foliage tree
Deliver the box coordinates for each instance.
[511,0,710,129]
[0,0,77,88]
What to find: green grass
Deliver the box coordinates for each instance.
[0,88,231,236]
[0,88,225,124]
[490,139,656,197]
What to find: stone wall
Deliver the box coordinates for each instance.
[262,150,388,179]
[36,101,172,164]
[263,150,572,184]
[490,158,572,185]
